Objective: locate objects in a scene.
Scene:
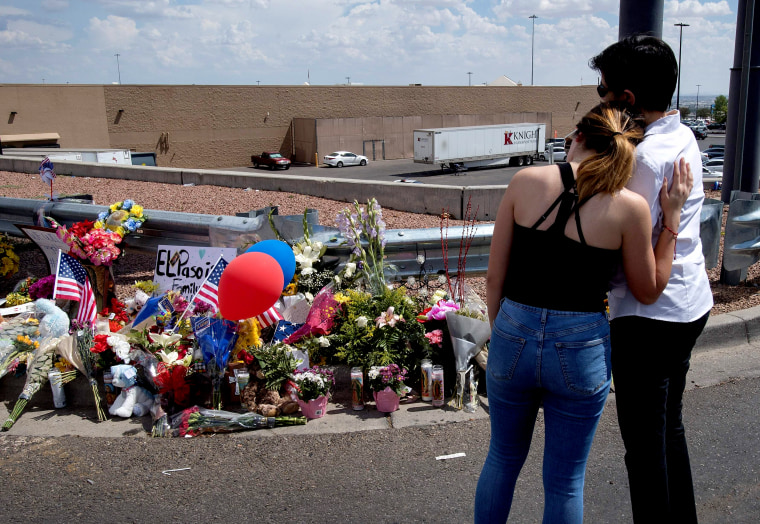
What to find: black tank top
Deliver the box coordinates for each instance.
[502,163,621,312]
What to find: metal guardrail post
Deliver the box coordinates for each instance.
[701,198,724,270]
[721,191,760,284]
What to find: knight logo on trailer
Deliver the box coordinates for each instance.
[505,128,540,145]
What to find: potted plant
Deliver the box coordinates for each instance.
[291,366,334,419]
[368,364,408,413]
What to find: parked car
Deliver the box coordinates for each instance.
[691,125,708,140]
[704,158,724,171]
[707,122,726,130]
[251,151,291,170]
[323,151,368,167]
[550,146,567,163]
[704,149,725,159]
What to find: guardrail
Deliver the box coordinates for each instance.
[0,196,723,281]
[721,191,760,284]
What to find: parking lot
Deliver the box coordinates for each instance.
[224,133,726,188]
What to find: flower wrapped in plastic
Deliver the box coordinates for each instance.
[283,287,340,345]
[168,406,306,438]
[47,217,123,266]
[444,310,491,412]
[94,199,146,238]
[191,317,238,409]
[0,315,41,380]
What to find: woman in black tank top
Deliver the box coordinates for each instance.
[474,103,693,523]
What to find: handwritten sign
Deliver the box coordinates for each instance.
[153,245,237,301]
[17,225,70,274]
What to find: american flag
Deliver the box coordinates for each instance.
[255,306,283,328]
[53,251,97,326]
[39,157,56,185]
[191,256,228,313]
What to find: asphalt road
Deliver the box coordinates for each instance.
[228,133,725,188]
[0,372,757,523]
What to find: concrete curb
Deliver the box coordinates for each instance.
[694,305,760,353]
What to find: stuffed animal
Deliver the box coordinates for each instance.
[240,364,299,417]
[35,299,70,339]
[109,364,154,418]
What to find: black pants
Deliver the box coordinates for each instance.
[610,313,709,524]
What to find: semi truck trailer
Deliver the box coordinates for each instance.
[413,123,546,172]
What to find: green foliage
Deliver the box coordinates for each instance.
[253,343,301,391]
[696,107,711,119]
[332,287,427,373]
[714,95,728,124]
[679,106,690,119]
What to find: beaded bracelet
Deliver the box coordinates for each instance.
[663,224,678,259]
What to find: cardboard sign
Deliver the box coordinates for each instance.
[153,245,237,301]
[17,225,70,274]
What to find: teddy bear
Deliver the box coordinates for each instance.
[109,364,154,418]
[240,364,299,417]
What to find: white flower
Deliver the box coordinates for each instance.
[344,262,356,278]
[107,335,132,362]
[416,254,426,265]
[305,292,314,302]
[437,275,447,285]
[301,267,316,276]
[148,332,182,349]
[334,275,341,284]
[375,306,404,328]
[356,316,368,328]
[406,276,416,286]
[368,366,380,380]
[317,336,331,347]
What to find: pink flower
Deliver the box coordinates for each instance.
[425,329,444,347]
[426,299,460,321]
[375,306,404,329]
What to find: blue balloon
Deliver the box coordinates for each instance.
[244,239,296,290]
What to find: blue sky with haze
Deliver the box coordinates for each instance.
[0,1,738,96]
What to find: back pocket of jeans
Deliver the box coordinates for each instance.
[554,336,610,395]
[488,326,527,381]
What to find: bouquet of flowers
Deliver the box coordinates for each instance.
[291,366,334,401]
[0,233,20,279]
[48,217,123,266]
[168,406,306,438]
[29,275,56,300]
[367,364,408,396]
[191,317,238,409]
[94,199,146,237]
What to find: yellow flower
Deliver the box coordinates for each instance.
[110,202,121,212]
[333,292,351,304]
[283,283,298,296]
[130,205,144,218]
[116,226,127,237]
[93,221,104,229]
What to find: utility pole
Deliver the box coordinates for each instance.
[115,53,121,84]
[346,76,350,85]
[696,84,701,117]
[674,23,689,113]
[529,15,538,85]
[467,72,472,86]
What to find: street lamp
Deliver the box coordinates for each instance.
[467,72,473,86]
[529,15,538,86]
[346,76,351,85]
[114,53,121,84]
[674,23,689,114]
[696,84,701,117]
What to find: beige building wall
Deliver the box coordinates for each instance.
[1,84,599,168]
[0,85,110,148]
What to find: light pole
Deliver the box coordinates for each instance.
[467,72,472,86]
[114,53,121,84]
[674,23,689,114]
[696,84,701,118]
[529,15,538,86]
[346,76,350,85]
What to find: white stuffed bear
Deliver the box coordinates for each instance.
[109,364,154,418]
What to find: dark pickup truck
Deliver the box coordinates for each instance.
[251,151,291,170]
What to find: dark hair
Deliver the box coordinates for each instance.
[574,102,644,201]
[589,35,678,112]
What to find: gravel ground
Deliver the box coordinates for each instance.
[1,171,757,316]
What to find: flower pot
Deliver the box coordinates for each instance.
[373,387,401,413]
[297,395,329,419]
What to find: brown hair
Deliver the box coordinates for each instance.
[574,102,644,201]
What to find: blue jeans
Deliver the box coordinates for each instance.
[474,298,611,523]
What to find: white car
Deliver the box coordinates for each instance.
[550,146,567,163]
[324,151,368,167]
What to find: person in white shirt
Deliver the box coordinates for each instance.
[590,35,712,524]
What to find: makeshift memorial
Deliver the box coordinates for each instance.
[291,366,334,419]
[168,406,306,438]
[48,217,123,267]
[217,252,283,320]
[108,364,154,418]
[368,364,408,413]
[98,297,130,333]
[283,286,340,345]
[0,234,20,280]
[53,251,99,326]
[94,199,146,236]
[191,316,238,409]
[28,275,56,300]
[231,317,262,365]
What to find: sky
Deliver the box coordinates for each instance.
[0,1,739,97]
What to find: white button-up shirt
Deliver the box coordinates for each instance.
[608,111,713,322]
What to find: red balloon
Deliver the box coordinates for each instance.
[217,252,284,321]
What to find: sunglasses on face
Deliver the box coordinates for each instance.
[564,129,578,153]
[597,82,611,98]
